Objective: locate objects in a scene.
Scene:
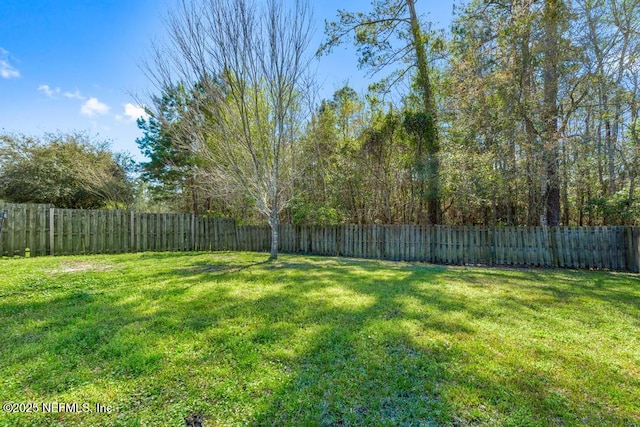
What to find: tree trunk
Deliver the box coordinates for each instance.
[542,0,561,226]
[606,118,616,195]
[406,0,441,224]
[517,15,542,227]
[269,161,280,259]
[562,142,570,225]
[630,101,639,202]
[269,208,279,260]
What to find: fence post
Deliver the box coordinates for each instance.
[49,208,55,256]
[233,218,239,251]
[488,226,494,266]
[635,228,640,273]
[0,211,5,257]
[626,227,640,273]
[130,210,135,253]
[191,214,196,251]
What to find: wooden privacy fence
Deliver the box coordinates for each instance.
[246,224,640,272]
[1,202,639,272]
[0,203,236,257]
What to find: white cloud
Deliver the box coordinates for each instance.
[0,61,19,79]
[63,89,85,100]
[38,85,86,100]
[0,48,20,79]
[80,97,110,117]
[119,103,149,122]
[38,84,61,97]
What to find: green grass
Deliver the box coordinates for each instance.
[0,252,639,426]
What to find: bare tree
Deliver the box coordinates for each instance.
[144,0,314,259]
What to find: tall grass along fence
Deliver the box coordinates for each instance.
[1,202,639,272]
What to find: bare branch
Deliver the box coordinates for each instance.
[142,0,315,259]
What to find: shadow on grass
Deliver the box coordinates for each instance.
[0,254,638,425]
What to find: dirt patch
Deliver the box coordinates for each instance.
[184,412,205,427]
[54,262,114,273]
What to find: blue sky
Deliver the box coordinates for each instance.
[0,0,454,161]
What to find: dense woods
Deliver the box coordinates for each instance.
[136,0,640,229]
[444,0,640,227]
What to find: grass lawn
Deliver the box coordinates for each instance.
[0,252,639,426]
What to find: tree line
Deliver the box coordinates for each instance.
[137,0,640,233]
[2,0,638,259]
